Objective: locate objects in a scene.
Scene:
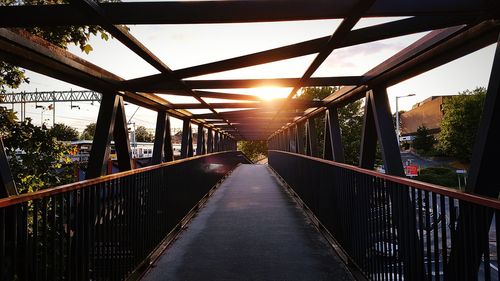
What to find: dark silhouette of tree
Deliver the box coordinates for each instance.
[80,122,96,140]
[49,123,79,141]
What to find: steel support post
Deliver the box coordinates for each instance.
[202,130,207,154]
[0,138,17,198]
[369,88,425,279]
[196,124,204,155]
[164,114,174,162]
[296,123,305,154]
[180,119,190,159]
[305,118,318,157]
[323,107,345,162]
[152,111,167,164]
[187,123,194,157]
[113,96,133,171]
[359,92,378,169]
[207,128,213,153]
[214,131,220,152]
[446,35,500,280]
[86,93,120,179]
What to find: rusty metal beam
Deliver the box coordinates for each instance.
[124,77,363,91]
[0,1,495,26]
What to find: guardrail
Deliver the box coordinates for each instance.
[0,151,250,281]
[269,150,500,281]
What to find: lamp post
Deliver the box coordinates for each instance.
[395,94,415,146]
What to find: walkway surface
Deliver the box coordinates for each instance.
[142,164,353,281]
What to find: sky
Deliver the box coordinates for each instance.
[7,17,497,133]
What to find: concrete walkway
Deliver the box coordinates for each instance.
[142,164,353,281]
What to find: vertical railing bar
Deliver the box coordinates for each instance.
[439,193,448,280]
[432,192,440,278]
[424,190,432,279]
[33,199,39,281]
[483,206,491,281]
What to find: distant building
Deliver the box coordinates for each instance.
[400,95,456,137]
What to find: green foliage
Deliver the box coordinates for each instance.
[416,167,458,188]
[80,122,96,140]
[135,126,154,142]
[238,141,267,162]
[438,87,486,163]
[298,87,364,165]
[412,125,436,154]
[0,108,75,193]
[0,0,116,92]
[49,123,79,141]
[338,99,364,165]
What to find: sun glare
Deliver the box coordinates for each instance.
[247,87,291,101]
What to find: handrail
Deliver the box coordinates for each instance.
[270,150,500,210]
[0,151,240,208]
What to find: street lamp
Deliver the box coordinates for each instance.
[395,94,415,146]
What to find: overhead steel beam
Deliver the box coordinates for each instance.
[0,28,195,124]
[170,100,324,109]
[73,0,240,138]
[270,21,500,140]
[0,1,495,26]
[124,77,363,91]
[125,15,483,84]
[270,0,375,136]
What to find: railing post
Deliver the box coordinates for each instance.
[187,124,194,157]
[196,125,204,155]
[113,96,133,171]
[296,123,305,154]
[214,131,220,152]
[359,92,378,169]
[86,93,120,179]
[369,87,425,280]
[323,107,345,162]
[305,118,318,157]
[0,138,17,198]
[164,114,174,161]
[207,128,213,153]
[152,111,167,164]
[180,119,190,159]
[446,35,500,280]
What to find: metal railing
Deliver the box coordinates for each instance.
[269,150,500,281]
[0,151,250,281]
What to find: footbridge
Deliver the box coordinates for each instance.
[1,1,500,280]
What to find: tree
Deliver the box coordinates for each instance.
[80,122,96,140]
[0,108,75,193]
[0,0,116,94]
[135,126,154,142]
[338,99,364,165]
[238,141,267,162]
[412,125,436,153]
[298,87,364,165]
[438,87,486,162]
[49,123,79,141]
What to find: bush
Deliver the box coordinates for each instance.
[416,167,458,188]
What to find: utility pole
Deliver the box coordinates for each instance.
[395,94,415,147]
